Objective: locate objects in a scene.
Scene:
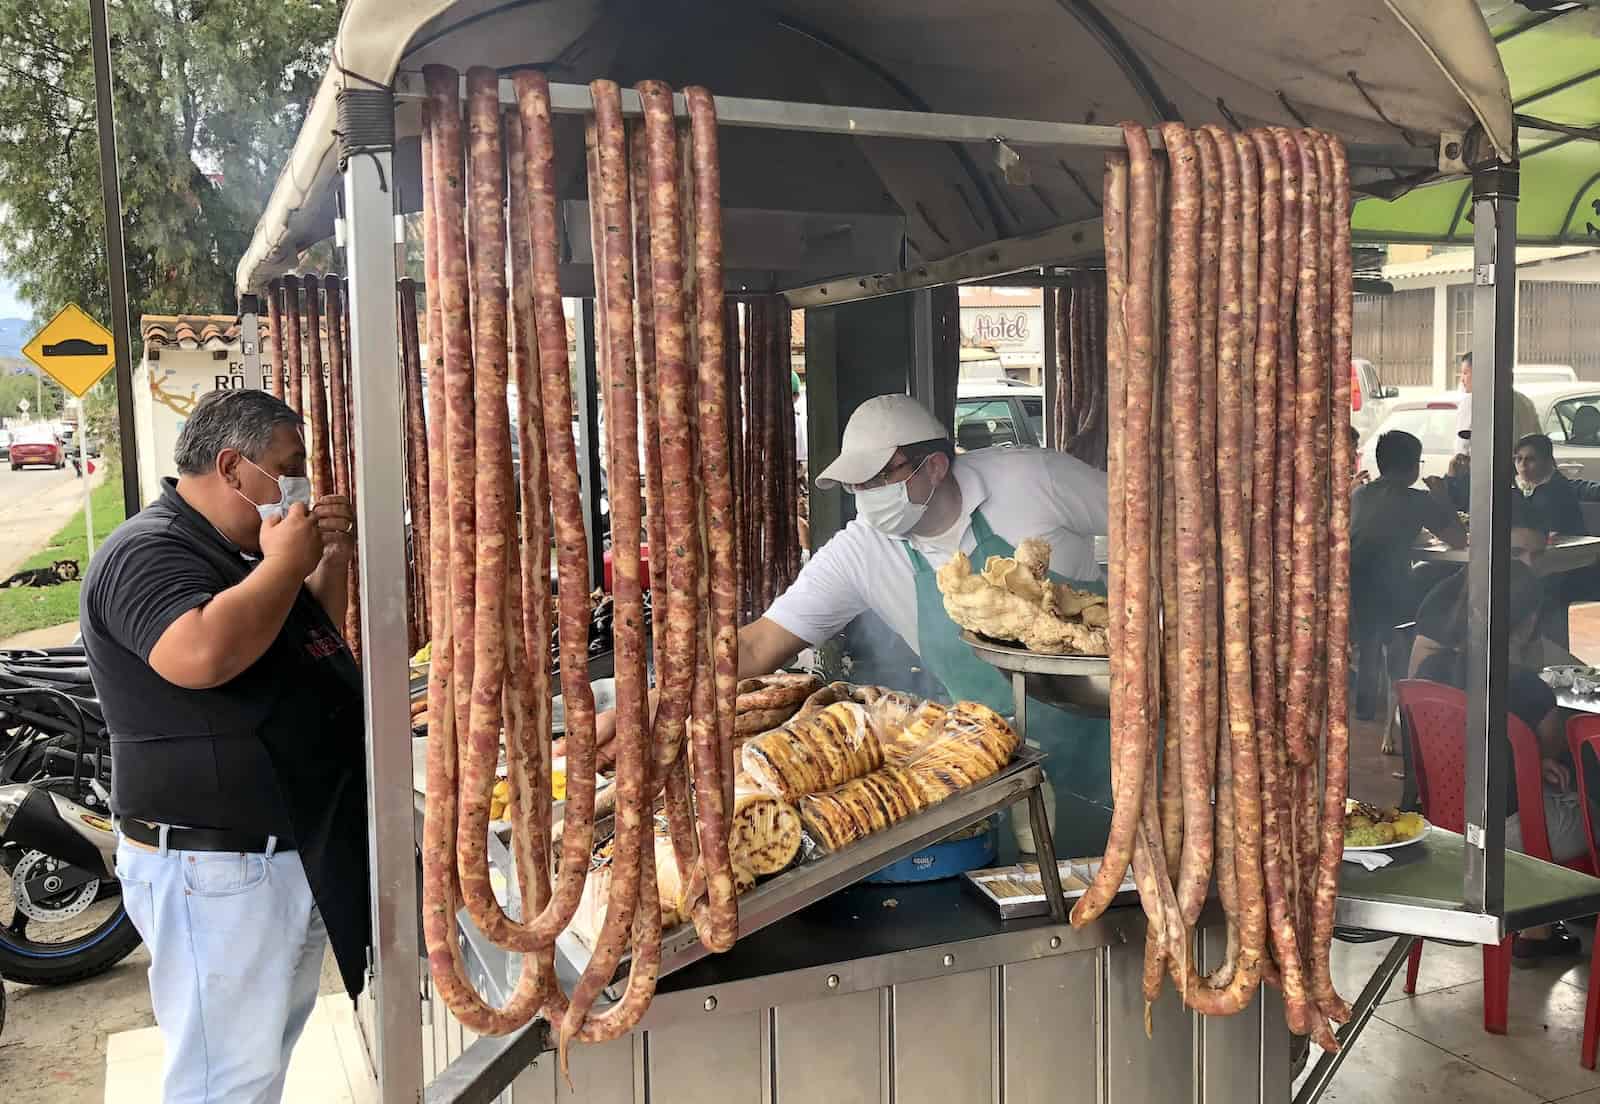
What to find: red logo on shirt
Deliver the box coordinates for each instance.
[305,628,344,660]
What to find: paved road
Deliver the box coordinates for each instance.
[0,462,91,579]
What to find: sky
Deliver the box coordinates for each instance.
[0,272,23,319]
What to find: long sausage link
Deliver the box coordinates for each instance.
[1160,124,1213,929]
[1054,286,1071,448]
[1310,134,1355,1029]
[1188,124,1269,1012]
[1235,135,1261,520]
[679,108,739,950]
[1196,128,1223,876]
[560,79,653,1055]
[506,113,552,708]
[1072,123,1156,926]
[456,67,538,949]
[1244,127,1315,1035]
[429,73,478,756]
[629,121,670,689]
[418,66,544,1033]
[1271,128,1301,733]
[282,276,304,416]
[1159,369,1183,882]
[396,277,430,650]
[1101,150,1129,858]
[302,277,332,499]
[504,108,559,985]
[511,69,601,946]
[266,282,286,398]
[688,88,742,839]
[1283,129,1322,780]
[637,80,702,863]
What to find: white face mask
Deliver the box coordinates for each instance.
[236,457,312,522]
[853,457,933,537]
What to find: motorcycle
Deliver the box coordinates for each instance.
[0,647,140,986]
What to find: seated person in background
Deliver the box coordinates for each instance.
[1410,510,1555,678]
[1351,424,1369,488]
[1571,404,1600,447]
[1350,430,1467,719]
[1515,433,1585,536]
[1410,558,1589,961]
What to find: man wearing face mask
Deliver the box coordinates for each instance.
[80,389,369,1103]
[741,394,1110,855]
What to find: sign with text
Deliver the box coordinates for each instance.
[22,304,116,397]
[960,307,1039,350]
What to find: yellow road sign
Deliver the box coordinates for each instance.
[22,304,116,397]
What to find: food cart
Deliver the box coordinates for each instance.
[229,2,1600,1101]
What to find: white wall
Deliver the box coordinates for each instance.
[133,344,261,506]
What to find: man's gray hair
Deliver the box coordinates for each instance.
[174,389,302,476]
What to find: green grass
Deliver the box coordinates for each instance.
[0,472,129,641]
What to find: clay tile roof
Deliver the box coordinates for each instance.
[141,314,251,351]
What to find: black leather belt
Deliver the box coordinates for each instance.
[120,818,295,854]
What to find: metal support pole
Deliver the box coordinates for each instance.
[1042,282,1058,447]
[1463,162,1519,918]
[910,289,937,417]
[344,146,423,1103]
[571,298,606,592]
[87,0,141,517]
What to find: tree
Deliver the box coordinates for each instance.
[0,0,341,331]
[0,363,65,421]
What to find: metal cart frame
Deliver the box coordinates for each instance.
[236,75,1546,1103]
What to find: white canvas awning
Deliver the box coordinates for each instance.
[236,0,1515,298]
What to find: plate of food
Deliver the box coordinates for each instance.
[1343,800,1429,851]
[1541,665,1594,690]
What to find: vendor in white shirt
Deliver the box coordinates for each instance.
[739,394,1110,856]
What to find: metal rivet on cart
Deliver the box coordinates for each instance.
[703,996,717,1012]
[827,974,840,989]
[1050,936,1062,950]
[942,953,955,967]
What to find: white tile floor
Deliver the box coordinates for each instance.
[102,994,364,1104]
[1302,935,1600,1104]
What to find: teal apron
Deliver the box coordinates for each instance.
[904,510,1114,859]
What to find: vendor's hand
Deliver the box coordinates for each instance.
[1423,475,1447,496]
[313,495,356,564]
[260,502,323,579]
[1543,757,1574,793]
[1354,470,1371,487]
[553,726,617,769]
[1448,453,1471,479]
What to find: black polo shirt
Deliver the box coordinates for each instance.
[80,480,354,835]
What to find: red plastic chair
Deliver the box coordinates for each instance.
[1394,679,1591,1034]
[1564,715,1600,1068]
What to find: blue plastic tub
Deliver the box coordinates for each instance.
[864,816,1000,884]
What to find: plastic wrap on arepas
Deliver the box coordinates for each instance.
[797,700,1021,853]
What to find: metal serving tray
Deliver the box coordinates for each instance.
[965,856,1137,920]
[961,630,1111,713]
[555,745,1051,986]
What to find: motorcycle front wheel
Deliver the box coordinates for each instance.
[0,849,142,986]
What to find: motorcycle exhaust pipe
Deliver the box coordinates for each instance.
[0,783,115,878]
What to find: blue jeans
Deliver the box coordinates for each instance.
[114,836,328,1103]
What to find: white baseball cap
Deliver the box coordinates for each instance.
[814,394,950,490]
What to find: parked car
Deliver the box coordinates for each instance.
[8,427,67,471]
[1526,380,1600,481]
[1360,381,1600,484]
[1350,358,1400,443]
[1514,364,1578,385]
[954,381,1044,450]
[1358,397,1464,482]
[0,429,10,460]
